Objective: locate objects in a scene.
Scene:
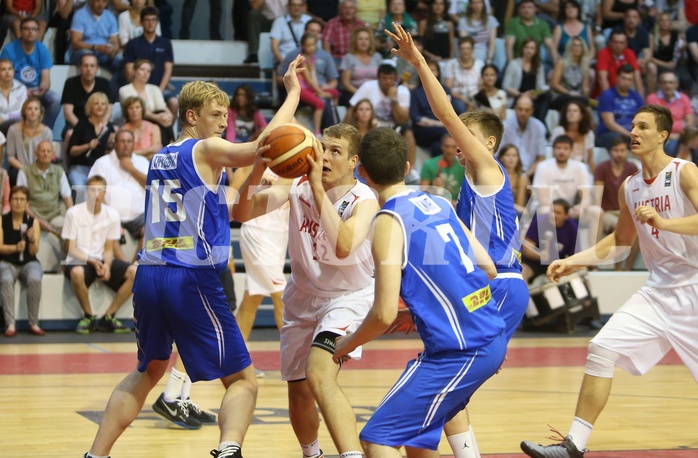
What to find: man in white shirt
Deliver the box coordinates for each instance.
[88,129,148,260]
[269,0,312,66]
[62,174,137,334]
[499,94,548,178]
[531,134,602,249]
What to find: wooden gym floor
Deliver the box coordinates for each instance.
[1,328,696,457]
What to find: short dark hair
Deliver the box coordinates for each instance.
[359,128,407,186]
[458,110,504,152]
[553,134,574,148]
[609,136,629,150]
[553,198,571,213]
[377,63,397,76]
[10,185,30,200]
[636,104,673,144]
[140,5,159,21]
[617,63,634,76]
[19,17,39,29]
[305,19,323,32]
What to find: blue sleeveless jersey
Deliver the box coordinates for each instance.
[380,190,505,353]
[138,139,230,273]
[456,160,522,273]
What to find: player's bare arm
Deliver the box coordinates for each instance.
[458,219,496,280]
[333,213,403,362]
[231,157,291,223]
[635,162,698,235]
[547,181,637,282]
[385,23,501,187]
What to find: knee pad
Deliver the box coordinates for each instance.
[584,343,618,378]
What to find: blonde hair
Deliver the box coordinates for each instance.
[178,81,230,125]
[348,26,376,55]
[21,97,44,123]
[86,92,109,117]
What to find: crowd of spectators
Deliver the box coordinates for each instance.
[1,0,698,334]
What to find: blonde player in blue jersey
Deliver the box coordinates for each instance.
[385,23,530,458]
[334,127,507,458]
[83,55,307,458]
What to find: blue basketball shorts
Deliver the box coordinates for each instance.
[133,264,252,382]
[360,332,506,450]
[492,274,530,341]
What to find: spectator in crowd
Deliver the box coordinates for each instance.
[646,12,686,94]
[595,29,644,97]
[521,198,577,283]
[600,0,638,31]
[63,174,135,334]
[344,63,418,182]
[123,6,177,117]
[67,92,116,188]
[0,18,60,129]
[532,134,602,246]
[498,144,530,215]
[0,59,27,136]
[297,33,340,136]
[339,26,382,106]
[375,0,418,57]
[500,94,547,177]
[443,37,483,115]
[270,0,311,66]
[592,136,638,269]
[551,100,596,171]
[550,36,592,110]
[553,0,595,57]
[419,134,464,204]
[87,130,147,260]
[179,0,221,40]
[118,0,161,48]
[243,0,286,64]
[225,85,267,143]
[473,63,508,119]
[279,25,340,132]
[119,59,174,144]
[322,0,367,64]
[69,0,121,76]
[505,0,557,63]
[457,0,498,64]
[596,63,645,149]
[17,140,72,238]
[687,23,698,84]
[502,36,550,122]
[646,71,694,148]
[418,0,455,62]
[670,125,698,162]
[613,8,650,72]
[410,59,450,156]
[347,98,378,137]
[4,0,47,40]
[0,185,43,337]
[51,0,86,64]
[6,98,53,185]
[355,0,385,29]
[61,53,116,148]
[121,96,161,159]
[653,0,687,31]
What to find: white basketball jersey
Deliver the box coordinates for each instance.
[245,169,290,230]
[287,176,375,297]
[625,159,698,287]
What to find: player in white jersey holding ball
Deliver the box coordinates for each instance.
[521,104,698,458]
[233,123,379,458]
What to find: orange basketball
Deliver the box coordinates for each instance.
[262,124,316,178]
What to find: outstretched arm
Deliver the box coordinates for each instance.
[385,24,502,187]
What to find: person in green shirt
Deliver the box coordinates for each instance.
[420,134,464,204]
[505,0,558,62]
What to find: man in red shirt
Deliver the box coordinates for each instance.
[321,0,367,65]
[646,71,695,142]
[594,30,644,97]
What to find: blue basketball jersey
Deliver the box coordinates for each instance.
[456,160,522,273]
[138,139,230,273]
[380,190,505,353]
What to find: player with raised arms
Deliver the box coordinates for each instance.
[83,55,307,458]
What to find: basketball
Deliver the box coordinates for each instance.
[262,124,316,179]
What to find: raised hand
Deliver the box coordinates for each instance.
[384,22,425,67]
[283,54,307,95]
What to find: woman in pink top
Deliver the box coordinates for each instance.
[225,85,268,143]
[121,96,162,159]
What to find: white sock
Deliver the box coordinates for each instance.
[339,452,363,458]
[469,424,481,457]
[85,454,109,458]
[301,438,320,457]
[180,371,192,400]
[569,416,593,451]
[163,368,185,402]
[218,441,241,451]
[447,431,478,458]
